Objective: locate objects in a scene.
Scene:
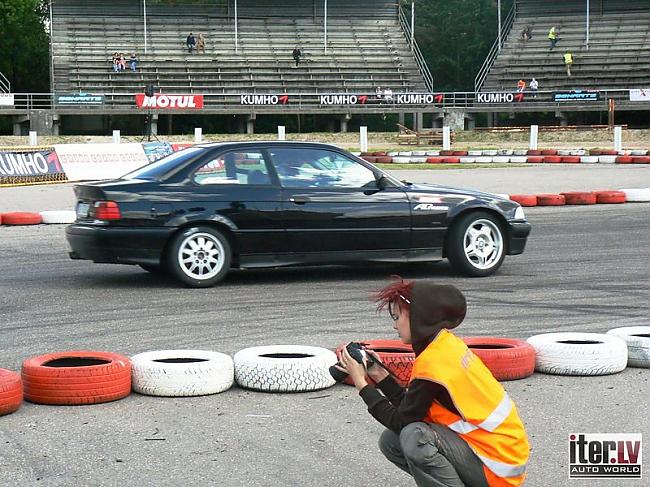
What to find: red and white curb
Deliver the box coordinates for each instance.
[507,189,650,207]
[0,210,76,226]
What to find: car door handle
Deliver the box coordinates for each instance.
[289,196,310,205]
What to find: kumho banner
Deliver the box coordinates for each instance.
[54,143,149,181]
[135,94,204,109]
[0,149,66,186]
[629,89,650,102]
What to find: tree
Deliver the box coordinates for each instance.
[0,0,50,93]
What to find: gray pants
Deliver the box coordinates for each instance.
[379,422,490,487]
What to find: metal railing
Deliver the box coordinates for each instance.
[474,4,515,93]
[0,72,10,93]
[398,4,434,93]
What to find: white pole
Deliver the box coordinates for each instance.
[442,127,451,151]
[143,0,147,55]
[614,126,623,152]
[410,3,414,52]
[529,125,539,150]
[324,0,328,54]
[112,130,121,144]
[498,0,502,51]
[278,125,286,140]
[195,127,203,143]
[29,131,38,146]
[360,126,368,153]
[49,0,54,94]
[586,0,590,51]
[234,0,238,54]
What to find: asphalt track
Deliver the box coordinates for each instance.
[0,168,649,487]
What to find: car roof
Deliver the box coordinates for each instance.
[193,141,346,151]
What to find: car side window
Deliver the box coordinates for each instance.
[269,148,376,188]
[193,150,272,185]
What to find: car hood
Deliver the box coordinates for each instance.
[405,182,508,201]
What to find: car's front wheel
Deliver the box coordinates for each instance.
[167,226,232,287]
[446,212,505,277]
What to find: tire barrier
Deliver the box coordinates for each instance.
[131,350,234,397]
[619,188,650,202]
[509,194,537,207]
[233,345,337,392]
[462,337,536,381]
[536,194,566,206]
[0,369,23,416]
[543,156,562,164]
[594,190,627,204]
[526,332,628,376]
[1,212,42,225]
[336,340,415,387]
[526,156,544,164]
[21,351,132,405]
[560,192,597,205]
[606,327,650,368]
[39,210,76,224]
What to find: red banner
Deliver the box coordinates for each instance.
[135,94,204,109]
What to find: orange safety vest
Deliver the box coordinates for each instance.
[410,330,530,487]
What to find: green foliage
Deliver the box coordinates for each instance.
[0,0,49,93]
[408,0,512,91]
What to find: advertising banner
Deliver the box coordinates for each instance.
[629,89,650,102]
[0,93,15,106]
[142,142,174,162]
[54,143,149,181]
[240,94,289,105]
[56,94,105,105]
[476,92,525,103]
[553,91,600,102]
[0,149,65,186]
[135,94,204,109]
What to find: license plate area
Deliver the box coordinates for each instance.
[76,202,90,218]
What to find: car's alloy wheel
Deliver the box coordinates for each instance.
[447,212,505,277]
[168,226,231,287]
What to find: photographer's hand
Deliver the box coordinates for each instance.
[365,350,390,383]
[340,347,368,391]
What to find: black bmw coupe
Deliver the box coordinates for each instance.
[66,142,531,287]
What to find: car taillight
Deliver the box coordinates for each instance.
[93,201,121,220]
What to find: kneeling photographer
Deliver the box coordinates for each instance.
[335,278,530,487]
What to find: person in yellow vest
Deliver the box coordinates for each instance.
[564,51,573,78]
[338,277,530,486]
[548,25,558,50]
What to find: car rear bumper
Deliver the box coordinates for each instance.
[507,221,532,255]
[66,224,174,266]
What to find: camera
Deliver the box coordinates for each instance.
[329,342,374,382]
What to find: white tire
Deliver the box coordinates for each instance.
[425,150,440,156]
[526,332,628,376]
[475,156,494,163]
[234,345,337,392]
[412,150,426,156]
[510,156,528,163]
[513,150,528,156]
[607,327,650,368]
[598,155,617,164]
[392,156,411,164]
[492,156,510,163]
[39,210,76,224]
[619,188,650,202]
[131,350,234,396]
[630,150,648,156]
[410,157,427,163]
[580,156,599,164]
[459,157,476,164]
[468,150,483,156]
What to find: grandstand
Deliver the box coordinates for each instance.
[478,0,650,92]
[51,0,429,102]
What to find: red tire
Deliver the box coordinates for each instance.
[372,152,387,157]
[1,212,42,225]
[527,150,542,156]
[452,150,468,156]
[536,193,566,206]
[616,156,634,164]
[561,192,597,205]
[527,156,544,164]
[375,156,393,163]
[0,369,23,416]
[543,156,562,164]
[509,194,537,207]
[426,157,444,164]
[442,157,461,164]
[439,150,454,156]
[561,156,581,164]
[541,149,558,155]
[361,156,377,163]
[336,340,414,387]
[632,156,650,164]
[462,337,536,381]
[21,351,131,405]
[594,190,626,204]
[599,149,618,156]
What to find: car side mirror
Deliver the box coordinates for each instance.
[376,175,389,190]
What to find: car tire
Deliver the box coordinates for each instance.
[131,350,234,396]
[234,345,337,392]
[462,337,536,381]
[167,226,231,288]
[526,332,628,376]
[0,369,23,416]
[606,327,650,368]
[446,211,506,277]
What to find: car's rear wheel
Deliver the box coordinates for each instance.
[446,211,505,277]
[167,226,231,287]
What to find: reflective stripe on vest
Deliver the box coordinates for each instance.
[448,393,512,435]
[476,453,527,478]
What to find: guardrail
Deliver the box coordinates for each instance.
[475,4,515,93]
[398,4,434,93]
[0,72,10,94]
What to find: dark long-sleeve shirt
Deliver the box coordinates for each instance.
[358,376,459,434]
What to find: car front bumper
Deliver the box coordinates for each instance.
[66,224,174,266]
[507,221,532,255]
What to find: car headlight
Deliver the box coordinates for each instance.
[514,206,526,220]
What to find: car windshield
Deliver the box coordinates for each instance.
[123,147,206,180]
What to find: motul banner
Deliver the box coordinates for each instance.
[135,94,204,109]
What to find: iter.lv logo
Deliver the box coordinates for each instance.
[569,433,642,479]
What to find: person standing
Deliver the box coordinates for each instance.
[529,77,539,98]
[548,25,558,50]
[130,53,138,72]
[564,51,573,77]
[516,79,526,93]
[197,33,206,54]
[337,277,530,487]
[292,46,302,67]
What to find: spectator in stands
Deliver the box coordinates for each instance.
[186,33,196,53]
[564,51,573,77]
[548,25,558,50]
[517,79,526,93]
[112,52,120,72]
[520,25,532,42]
[292,46,302,67]
[118,53,126,71]
[529,77,539,98]
[383,87,394,103]
[130,53,138,72]
[197,33,206,54]
[376,86,383,102]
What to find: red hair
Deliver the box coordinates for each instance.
[374,275,413,312]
